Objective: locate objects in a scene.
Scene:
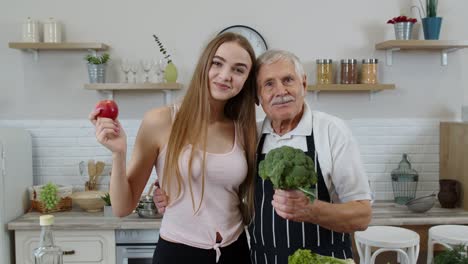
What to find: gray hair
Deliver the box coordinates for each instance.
[256,50,305,79]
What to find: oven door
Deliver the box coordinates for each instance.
[116,244,156,264]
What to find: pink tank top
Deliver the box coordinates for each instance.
[156,109,247,261]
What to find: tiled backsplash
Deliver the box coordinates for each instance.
[0,119,440,200]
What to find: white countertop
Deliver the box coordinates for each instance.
[371,201,468,226]
[8,210,162,231]
[8,202,468,231]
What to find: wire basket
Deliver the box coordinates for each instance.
[391,154,419,205]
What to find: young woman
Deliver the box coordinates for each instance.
[89,32,257,264]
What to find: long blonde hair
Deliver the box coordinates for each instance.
[162,32,257,224]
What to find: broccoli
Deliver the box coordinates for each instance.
[288,249,355,264]
[288,249,315,264]
[259,146,318,201]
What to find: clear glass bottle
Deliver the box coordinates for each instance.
[34,215,63,264]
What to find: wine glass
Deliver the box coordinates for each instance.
[154,59,167,83]
[130,62,138,83]
[141,59,153,83]
[120,59,130,83]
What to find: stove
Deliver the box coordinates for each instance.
[115,229,159,264]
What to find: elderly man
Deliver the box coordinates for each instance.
[154,50,372,264]
[247,50,372,263]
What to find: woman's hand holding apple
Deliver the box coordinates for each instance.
[89,100,127,153]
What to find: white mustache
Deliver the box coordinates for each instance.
[270,95,295,106]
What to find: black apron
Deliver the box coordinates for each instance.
[247,131,352,264]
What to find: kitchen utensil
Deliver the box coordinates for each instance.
[87,160,96,180]
[94,161,105,186]
[79,161,87,184]
[405,193,436,213]
[87,160,96,190]
[71,190,106,212]
[136,196,162,219]
[137,208,161,219]
[438,179,461,208]
[146,183,155,198]
[79,161,86,176]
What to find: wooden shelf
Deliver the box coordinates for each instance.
[307,84,395,91]
[84,83,182,90]
[85,83,183,102]
[375,40,468,66]
[8,42,109,51]
[375,40,468,50]
[307,84,395,101]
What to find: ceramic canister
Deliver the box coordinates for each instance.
[43,17,62,43]
[22,17,40,42]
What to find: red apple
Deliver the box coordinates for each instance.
[95,100,119,120]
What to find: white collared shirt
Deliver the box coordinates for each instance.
[258,103,372,203]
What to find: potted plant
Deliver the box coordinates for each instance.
[387,16,418,40]
[152,34,178,83]
[85,53,110,83]
[39,182,60,212]
[100,192,113,217]
[412,0,442,40]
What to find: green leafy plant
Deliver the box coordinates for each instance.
[85,53,110,64]
[259,146,317,201]
[413,0,439,18]
[288,249,354,264]
[100,193,111,206]
[434,245,468,264]
[39,182,60,210]
[152,34,172,63]
[426,0,439,17]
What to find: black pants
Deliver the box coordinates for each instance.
[152,232,251,264]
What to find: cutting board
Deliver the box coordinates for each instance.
[440,122,468,211]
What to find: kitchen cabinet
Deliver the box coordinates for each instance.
[15,230,115,264]
[440,121,468,211]
[375,40,468,66]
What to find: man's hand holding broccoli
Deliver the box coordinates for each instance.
[259,146,318,201]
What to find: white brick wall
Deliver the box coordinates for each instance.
[0,119,440,200]
[348,119,440,200]
[0,119,156,194]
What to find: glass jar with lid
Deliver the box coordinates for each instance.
[340,59,358,84]
[361,59,378,84]
[316,59,333,84]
